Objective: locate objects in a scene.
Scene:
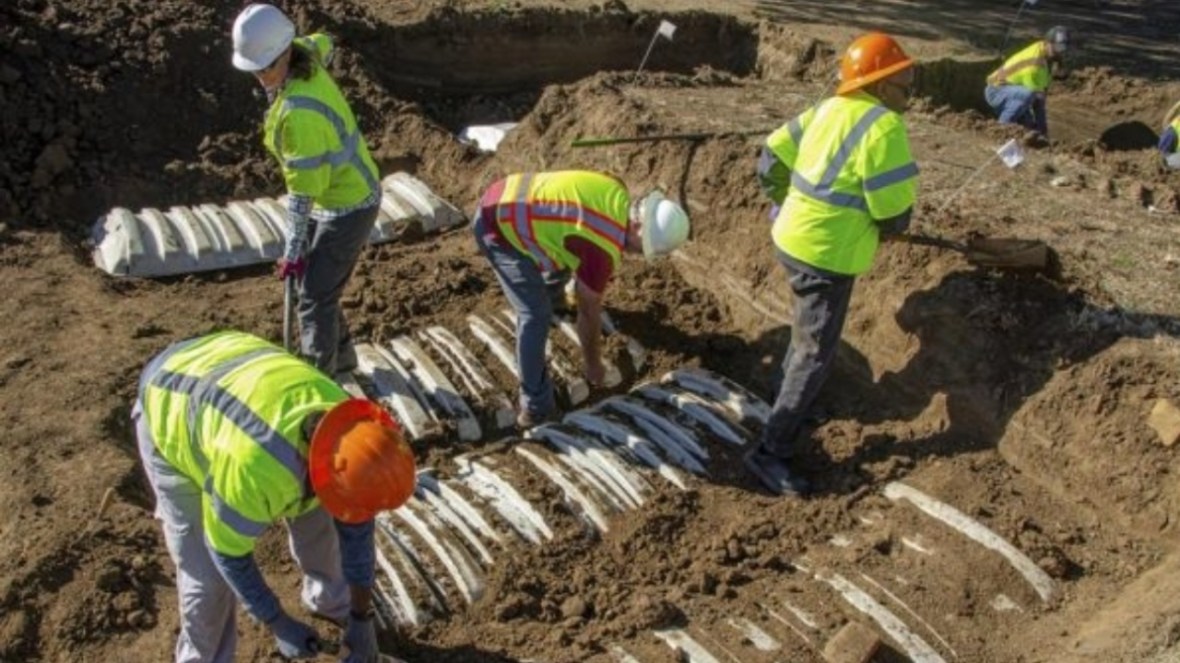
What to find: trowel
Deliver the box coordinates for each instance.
[896,233,1053,273]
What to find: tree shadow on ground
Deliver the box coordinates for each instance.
[753,0,1180,80]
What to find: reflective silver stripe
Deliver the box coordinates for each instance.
[864,162,919,192]
[509,173,557,272]
[788,105,890,212]
[150,348,307,529]
[138,337,202,404]
[790,172,869,212]
[818,106,888,189]
[287,130,361,170]
[282,96,379,195]
[205,476,269,538]
[787,116,804,144]
[530,201,626,246]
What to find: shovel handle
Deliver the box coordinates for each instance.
[894,234,966,253]
[283,275,295,352]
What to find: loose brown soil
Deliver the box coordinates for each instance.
[3,1,1180,662]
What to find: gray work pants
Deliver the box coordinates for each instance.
[760,266,855,459]
[133,400,350,662]
[298,204,379,375]
[473,216,557,419]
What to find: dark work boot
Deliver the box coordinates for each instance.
[744,448,811,497]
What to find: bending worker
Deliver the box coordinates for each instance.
[473,170,690,427]
[1158,101,1180,164]
[134,331,415,662]
[984,26,1070,140]
[751,33,919,496]
[233,3,381,375]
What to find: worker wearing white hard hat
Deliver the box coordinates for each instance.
[232,3,381,377]
[473,171,689,427]
[985,25,1071,139]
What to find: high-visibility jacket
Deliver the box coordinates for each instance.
[988,41,1052,93]
[766,91,918,275]
[264,34,379,210]
[486,171,629,274]
[139,331,348,556]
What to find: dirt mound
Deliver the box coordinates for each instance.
[5,1,1180,662]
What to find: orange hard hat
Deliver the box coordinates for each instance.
[836,32,914,95]
[308,398,416,524]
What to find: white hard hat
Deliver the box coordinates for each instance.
[1046,25,1069,53]
[232,4,295,72]
[637,191,690,259]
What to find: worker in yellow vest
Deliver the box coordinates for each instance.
[233,4,382,375]
[473,171,690,427]
[135,331,415,662]
[984,26,1070,139]
[1159,101,1180,164]
[752,33,919,496]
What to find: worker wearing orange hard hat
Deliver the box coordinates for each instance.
[753,33,919,496]
[133,331,415,662]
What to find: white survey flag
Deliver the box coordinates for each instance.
[658,20,677,40]
[996,139,1026,169]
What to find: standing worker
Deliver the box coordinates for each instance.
[984,26,1070,140]
[134,331,415,662]
[473,170,690,427]
[232,3,382,375]
[751,33,919,496]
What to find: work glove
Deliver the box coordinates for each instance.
[277,257,306,280]
[269,612,321,659]
[341,613,379,663]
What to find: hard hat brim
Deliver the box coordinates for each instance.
[835,57,914,95]
[638,191,665,260]
[232,51,270,72]
[309,398,401,523]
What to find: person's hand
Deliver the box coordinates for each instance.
[269,612,321,659]
[584,358,606,387]
[341,613,379,663]
[277,257,306,280]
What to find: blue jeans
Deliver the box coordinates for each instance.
[473,216,557,418]
[984,84,1047,137]
[760,264,855,459]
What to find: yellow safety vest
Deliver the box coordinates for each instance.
[767,91,918,275]
[264,34,379,210]
[139,331,348,556]
[1171,117,1180,142]
[489,171,628,273]
[988,41,1051,93]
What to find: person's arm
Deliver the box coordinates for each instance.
[1031,95,1049,138]
[335,519,380,662]
[285,194,314,263]
[334,519,376,616]
[210,550,282,623]
[575,281,605,386]
[212,549,322,658]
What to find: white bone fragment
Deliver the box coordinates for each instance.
[883,482,1056,603]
